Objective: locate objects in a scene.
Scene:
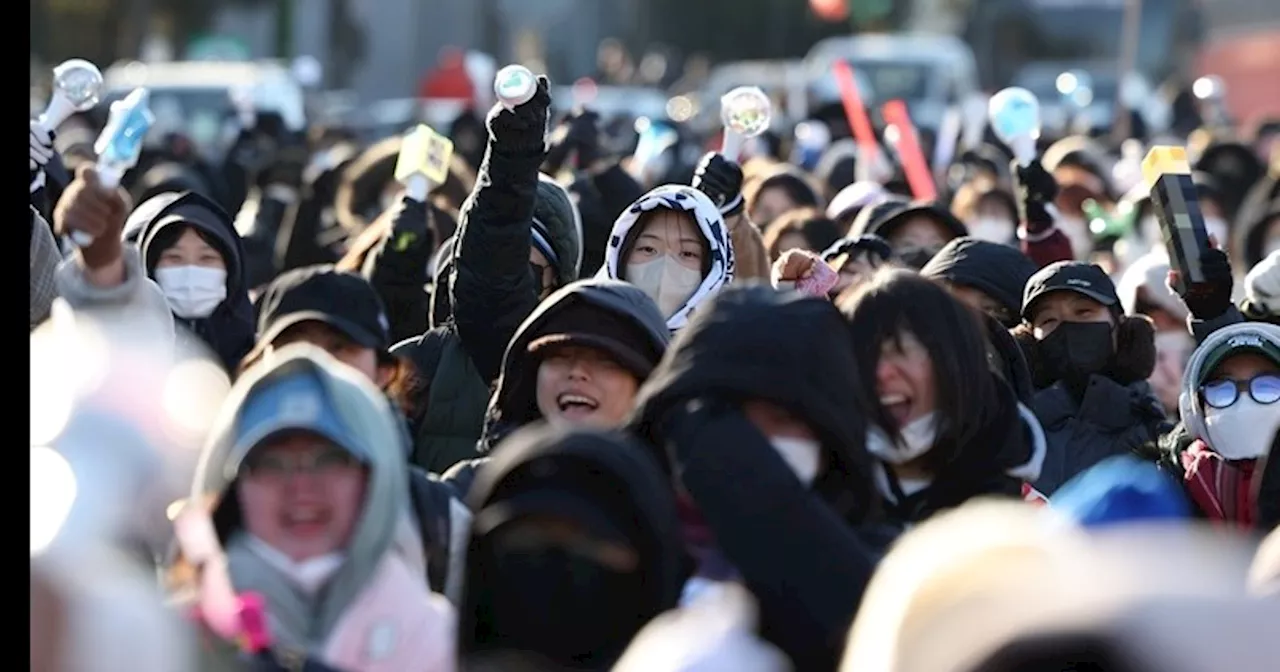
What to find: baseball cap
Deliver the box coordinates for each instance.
[256,265,391,352]
[223,364,372,479]
[526,301,664,379]
[1196,329,1280,386]
[1021,261,1120,320]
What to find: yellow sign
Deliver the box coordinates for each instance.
[395,124,453,185]
[1141,145,1191,188]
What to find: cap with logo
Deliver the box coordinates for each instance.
[255,265,391,352]
[1021,261,1120,321]
[1197,331,1280,387]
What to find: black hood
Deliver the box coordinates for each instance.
[629,284,878,522]
[1195,141,1264,219]
[856,201,969,244]
[1232,170,1280,270]
[481,279,671,452]
[132,190,254,371]
[459,425,683,668]
[920,236,1038,322]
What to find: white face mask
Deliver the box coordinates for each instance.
[1058,217,1094,260]
[245,535,344,595]
[1204,397,1280,461]
[626,256,703,318]
[154,265,228,319]
[1203,217,1229,249]
[769,436,822,486]
[967,217,1016,245]
[865,413,938,464]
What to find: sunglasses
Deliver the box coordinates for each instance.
[1199,374,1280,409]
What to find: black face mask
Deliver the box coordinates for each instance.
[898,246,941,270]
[1039,320,1114,388]
[475,547,642,667]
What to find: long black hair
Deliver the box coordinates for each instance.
[839,268,999,472]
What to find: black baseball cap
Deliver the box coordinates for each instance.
[255,265,391,352]
[1021,261,1120,321]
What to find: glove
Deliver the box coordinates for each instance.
[771,249,839,298]
[30,121,56,193]
[485,75,552,156]
[1012,158,1058,235]
[1243,250,1280,318]
[545,107,601,173]
[1176,247,1234,320]
[54,165,130,269]
[691,152,744,217]
[387,198,432,253]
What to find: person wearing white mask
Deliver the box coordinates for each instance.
[598,184,735,331]
[840,269,1046,526]
[134,191,255,372]
[628,285,885,671]
[1172,322,1280,527]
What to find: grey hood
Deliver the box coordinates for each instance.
[1178,322,1280,446]
[191,344,412,650]
[479,278,670,452]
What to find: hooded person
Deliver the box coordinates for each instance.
[1170,321,1280,528]
[440,278,670,496]
[392,78,585,475]
[1013,261,1169,495]
[848,200,967,270]
[131,191,255,373]
[628,285,889,671]
[181,344,456,671]
[458,425,684,669]
[920,237,1038,329]
[597,184,735,331]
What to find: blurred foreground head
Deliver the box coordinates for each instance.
[842,501,1279,672]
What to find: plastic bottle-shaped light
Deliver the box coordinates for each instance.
[988,86,1041,167]
[38,59,103,134]
[494,65,536,110]
[72,88,154,246]
[719,86,772,161]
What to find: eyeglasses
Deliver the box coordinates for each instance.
[1199,374,1280,409]
[243,446,358,479]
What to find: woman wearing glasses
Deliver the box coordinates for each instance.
[1174,322,1280,529]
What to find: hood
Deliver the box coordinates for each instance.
[1178,321,1280,444]
[596,184,735,331]
[1233,190,1280,270]
[920,237,1038,320]
[1116,249,1189,322]
[533,173,585,286]
[460,424,684,666]
[629,284,878,520]
[481,279,671,451]
[860,202,969,245]
[133,191,246,299]
[192,345,410,642]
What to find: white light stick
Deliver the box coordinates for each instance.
[988,87,1042,167]
[37,59,103,135]
[719,86,772,162]
[494,65,536,110]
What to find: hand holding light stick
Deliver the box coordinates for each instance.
[37,59,103,135]
[988,87,1042,168]
[73,88,153,246]
[1143,145,1212,295]
[494,64,537,110]
[719,86,771,162]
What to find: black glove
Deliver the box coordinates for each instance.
[388,198,432,253]
[545,108,601,173]
[485,75,552,155]
[1011,158,1058,235]
[691,152,744,217]
[1178,247,1234,320]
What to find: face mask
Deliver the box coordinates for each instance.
[968,217,1016,245]
[1039,320,1114,385]
[626,256,703,318]
[154,265,227,319]
[897,246,940,270]
[1204,397,1280,461]
[1058,217,1094,259]
[865,413,938,465]
[769,436,822,485]
[1204,217,1229,248]
[244,536,344,595]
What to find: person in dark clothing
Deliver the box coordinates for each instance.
[920,236,1039,329]
[459,425,684,670]
[840,269,1046,524]
[442,279,670,496]
[391,77,584,475]
[273,139,362,272]
[1012,261,1167,494]
[628,285,888,672]
[131,191,255,372]
[848,200,967,270]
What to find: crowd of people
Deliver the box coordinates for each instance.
[28,57,1280,671]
